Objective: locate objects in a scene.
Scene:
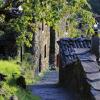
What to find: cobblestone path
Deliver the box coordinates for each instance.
[31,70,79,100]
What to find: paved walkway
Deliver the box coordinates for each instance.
[31,70,79,100]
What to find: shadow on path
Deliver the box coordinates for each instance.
[30,70,80,100]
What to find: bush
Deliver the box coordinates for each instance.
[16,89,40,100]
[22,53,34,69]
[0,60,21,77]
[21,53,35,84]
[1,82,40,100]
[0,96,4,100]
[0,60,40,100]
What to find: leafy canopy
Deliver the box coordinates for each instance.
[0,0,95,46]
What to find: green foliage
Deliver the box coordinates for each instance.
[1,82,40,100]
[32,0,95,37]
[0,0,3,7]
[16,89,40,100]
[0,96,4,100]
[0,0,96,45]
[0,60,21,77]
[0,0,33,47]
[2,82,18,99]
[21,53,34,73]
[64,0,95,37]
[9,0,33,47]
[33,0,67,27]
[22,53,33,67]
[0,60,40,100]
[14,53,35,84]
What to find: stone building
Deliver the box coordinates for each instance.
[31,21,64,73]
[31,22,50,73]
[27,17,68,73]
[0,17,67,74]
[0,21,60,73]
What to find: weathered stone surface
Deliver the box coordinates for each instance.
[95,94,100,100]
[86,72,100,81]
[58,38,95,99]
[91,88,100,100]
[57,37,100,100]
[32,22,50,74]
[31,70,80,100]
[89,55,98,62]
[59,60,96,100]
[89,81,100,90]
[81,62,99,73]
[91,88,100,96]
[74,48,90,55]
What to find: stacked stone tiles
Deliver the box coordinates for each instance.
[58,37,98,100]
[58,37,91,67]
[58,37,100,100]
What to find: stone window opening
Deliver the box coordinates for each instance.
[42,21,44,33]
[42,21,44,31]
[44,45,46,58]
[39,54,42,72]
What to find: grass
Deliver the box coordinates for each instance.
[1,82,40,100]
[16,89,40,100]
[32,67,49,84]
[0,60,40,100]
[0,60,20,76]
[0,58,49,100]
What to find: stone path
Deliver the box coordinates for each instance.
[31,70,79,100]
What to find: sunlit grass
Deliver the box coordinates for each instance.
[0,60,21,76]
[0,60,40,100]
[2,82,40,100]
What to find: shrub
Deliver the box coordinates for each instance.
[0,96,4,100]
[0,60,21,77]
[0,60,40,100]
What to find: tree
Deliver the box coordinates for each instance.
[0,0,96,46]
[32,0,95,37]
[0,0,33,47]
[65,0,95,37]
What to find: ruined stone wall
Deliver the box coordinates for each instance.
[40,22,50,69]
[33,22,50,74]
[58,38,95,99]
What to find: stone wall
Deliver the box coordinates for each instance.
[32,22,50,74]
[58,38,95,100]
